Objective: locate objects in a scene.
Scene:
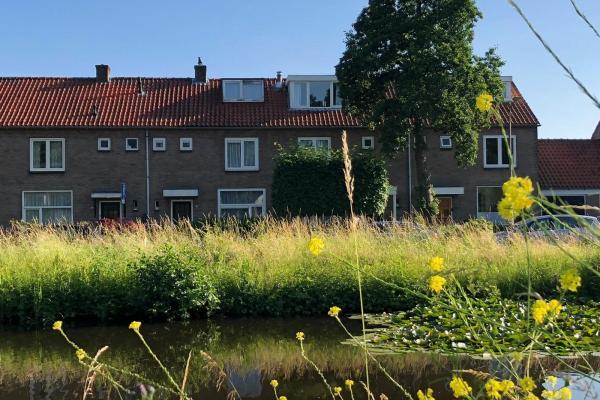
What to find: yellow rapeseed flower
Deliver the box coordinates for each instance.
[417,388,436,400]
[308,236,325,256]
[532,300,549,325]
[449,376,472,398]
[476,93,493,112]
[429,256,445,272]
[526,393,540,400]
[345,379,354,388]
[328,306,342,317]
[546,376,558,387]
[279,396,288,400]
[429,275,446,294]
[75,348,87,361]
[520,377,537,392]
[270,379,279,388]
[542,388,571,400]
[559,269,581,293]
[548,299,562,317]
[334,387,342,396]
[498,176,534,221]
[485,379,503,400]
[52,321,63,331]
[296,331,305,341]
[129,321,142,331]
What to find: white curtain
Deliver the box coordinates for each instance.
[32,141,45,168]
[243,140,256,167]
[49,141,63,168]
[227,142,242,168]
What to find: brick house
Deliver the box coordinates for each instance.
[0,60,540,225]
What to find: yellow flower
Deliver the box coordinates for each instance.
[308,236,325,256]
[52,321,63,331]
[498,177,534,221]
[345,379,354,388]
[334,387,342,395]
[328,306,342,317]
[417,388,435,400]
[279,397,288,400]
[548,299,562,317]
[525,393,540,400]
[270,379,279,388]
[476,93,493,112]
[75,348,87,361]
[485,379,503,400]
[429,275,447,294]
[557,387,572,400]
[296,331,305,341]
[532,300,549,325]
[520,377,537,392]
[449,376,472,398]
[546,376,558,387]
[499,380,515,393]
[429,256,445,272]
[129,321,142,331]
[559,269,581,293]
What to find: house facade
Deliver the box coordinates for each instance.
[0,60,541,225]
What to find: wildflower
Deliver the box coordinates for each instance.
[417,388,435,400]
[429,256,445,272]
[345,379,354,388]
[449,376,472,398]
[559,269,581,293]
[270,380,279,388]
[75,348,87,361]
[334,387,342,396]
[308,236,325,256]
[279,397,288,400]
[52,321,63,331]
[499,380,515,393]
[557,387,572,400]
[328,306,342,317]
[532,300,549,325]
[548,299,562,317]
[129,321,142,332]
[429,275,446,294]
[520,377,537,392]
[476,93,493,112]
[546,376,558,387]
[485,379,503,400]
[296,331,305,341]
[525,393,540,400]
[498,176,534,221]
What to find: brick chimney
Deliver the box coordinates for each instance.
[95,64,111,83]
[194,58,207,84]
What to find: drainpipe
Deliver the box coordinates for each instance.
[145,130,150,220]
[407,132,413,214]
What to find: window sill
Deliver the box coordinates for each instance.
[483,165,512,169]
[29,168,65,173]
[225,167,260,172]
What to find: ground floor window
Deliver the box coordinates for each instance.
[98,200,122,220]
[477,186,503,221]
[218,189,266,218]
[171,199,193,221]
[22,191,73,224]
[547,195,586,215]
[437,197,453,221]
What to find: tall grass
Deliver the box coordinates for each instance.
[0,218,598,327]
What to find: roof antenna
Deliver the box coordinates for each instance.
[138,77,145,96]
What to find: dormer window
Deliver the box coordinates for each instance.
[288,75,342,109]
[222,79,264,102]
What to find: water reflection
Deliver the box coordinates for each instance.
[0,318,597,399]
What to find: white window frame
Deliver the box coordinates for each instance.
[170,199,194,221]
[440,135,453,149]
[362,136,375,150]
[217,188,266,218]
[180,137,193,151]
[476,186,504,223]
[97,138,111,151]
[297,137,332,149]
[483,135,517,169]
[98,200,122,219]
[125,138,139,151]
[22,190,73,223]
[289,81,342,110]
[222,79,264,102]
[225,138,259,171]
[153,137,166,152]
[29,138,65,172]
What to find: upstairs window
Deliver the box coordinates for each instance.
[483,135,516,168]
[153,138,166,152]
[289,80,342,109]
[30,138,65,172]
[440,136,452,149]
[362,136,375,149]
[223,80,264,102]
[98,138,111,151]
[298,137,331,150]
[225,138,259,171]
[180,138,193,151]
[125,138,139,151]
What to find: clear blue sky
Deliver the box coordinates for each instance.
[1,0,598,139]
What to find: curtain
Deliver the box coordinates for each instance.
[292,82,307,107]
[32,141,45,168]
[24,191,71,207]
[42,208,71,224]
[227,142,242,168]
[220,190,263,206]
[243,140,256,167]
[49,141,63,168]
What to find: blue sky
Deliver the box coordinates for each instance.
[1,0,598,139]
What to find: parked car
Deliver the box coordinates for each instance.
[495,214,600,241]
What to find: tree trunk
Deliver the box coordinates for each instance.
[413,128,437,219]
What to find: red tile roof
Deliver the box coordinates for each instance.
[538,139,600,189]
[0,77,538,128]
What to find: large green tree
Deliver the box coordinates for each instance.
[336,0,505,216]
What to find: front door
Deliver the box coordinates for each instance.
[437,197,452,221]
[172,200,193,222]
[99,201,121,220]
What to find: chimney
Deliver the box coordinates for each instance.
[501,76,513,102]
[95,64,111,83]
[194,57,207,84]
[274,71,284,90]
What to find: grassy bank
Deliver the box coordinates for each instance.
[1,219,598,327]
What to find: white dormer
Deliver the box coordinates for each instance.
[501,76,513,103]
[222,79,264,102]
[287,75,342,110]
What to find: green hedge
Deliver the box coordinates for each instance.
[271,146,389,217]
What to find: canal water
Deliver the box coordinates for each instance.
[0,318,597,399]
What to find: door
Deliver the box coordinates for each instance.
[172,200,193,222]
[99,201,121,220]
[437,197,452,221]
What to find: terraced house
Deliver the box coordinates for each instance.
[0,59,541,225]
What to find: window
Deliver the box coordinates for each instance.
[483,135,516,168]
[153,138,166,151]
[171,200,193,221]
[225,138,259,171]
[362,136,375,150]
[290,81,342,109]
[98,138,111,151]
[126,138,139,151]
[30,139,65,172]
[298,137,331,150]
[477,186,503,220]
[98,200,121,220]
[22,191,73,224]
[218,189,266,218]
[180,138,193,151]
[440,136,452,149]
[222,80,264,102]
